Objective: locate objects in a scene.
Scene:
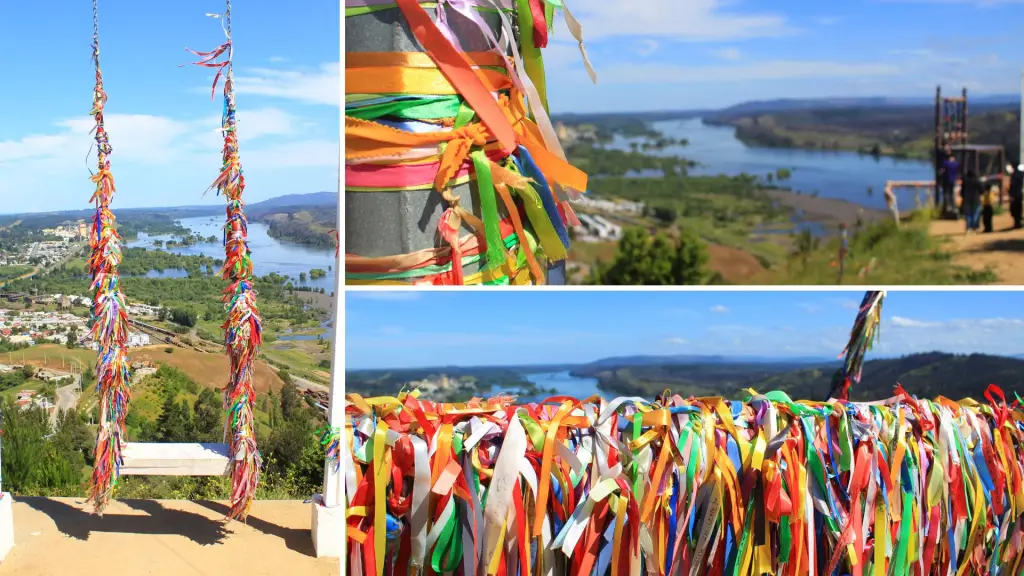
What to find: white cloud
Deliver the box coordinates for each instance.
[797,302,823,314]
[0,108,326,169]
[814,16,840,25]
[874,316,1024,357]
[890,316,941,328]
[268,56,289,63]
[590,60,901,85]
[634,39,660,57]
[665,337,689,345]
[233,63,339,106]
[714,48,742,61]
[710,305,730,313]
[568,0,794,40]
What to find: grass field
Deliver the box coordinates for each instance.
[11,344,286,393]
[759,212,997,285]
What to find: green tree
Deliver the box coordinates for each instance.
[672,228,711,284]
[791,229,819,269]
[156,395,195,442]
[193,388,223,442]
[280,377,303,423]
[591,227,709,285]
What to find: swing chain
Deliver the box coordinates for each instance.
[225,0,231,39]
[92,0,100,65]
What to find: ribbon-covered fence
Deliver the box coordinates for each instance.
[344,386,1024,575]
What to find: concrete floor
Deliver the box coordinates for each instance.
[0,497,340,576]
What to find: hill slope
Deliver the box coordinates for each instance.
[588,352,1024,402]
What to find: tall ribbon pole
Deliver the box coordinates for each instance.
[87,0,133,514]
[186,0,262,521]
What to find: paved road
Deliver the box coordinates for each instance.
[50,378,81,428]
[292,375,329,394]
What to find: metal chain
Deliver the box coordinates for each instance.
[92,0,100,65]
[225,0,231,38]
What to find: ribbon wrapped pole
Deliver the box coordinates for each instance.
[87,0,133,514]
[186,2,262,521]
[829,290,886,401]
[345,0,595,286]
[345,385,1024,576]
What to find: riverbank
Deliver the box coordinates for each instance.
[765,189,889,233]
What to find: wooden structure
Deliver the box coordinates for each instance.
[934,86,1008,209]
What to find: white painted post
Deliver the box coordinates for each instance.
[322,260,345,508]
[309,183,346,559]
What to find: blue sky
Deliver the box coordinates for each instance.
[547,0,1024,112]
[0,0,338,214]
[346,290,1024,369]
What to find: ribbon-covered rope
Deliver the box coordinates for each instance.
[345,0,595,286]
[187,3,262,521]
[87,0,133,514]
[345,384,1024,576]
[830,291,885,402]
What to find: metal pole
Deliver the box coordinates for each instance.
[935,86,942,208]
[321,194,345,510]
[1019,70,1024,167]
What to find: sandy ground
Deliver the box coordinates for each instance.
[0,497,339,576]
[929,211,1024,284]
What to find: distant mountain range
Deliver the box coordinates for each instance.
[553,94,1020,123]
[579,354,837,369]
[0,191,338,222]
[576,352,1024,402]
[351,351,1024,403]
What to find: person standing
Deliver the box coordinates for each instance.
[940,153,959,215]
[982,182,996,233]
[961,170,982,233]
[1010,164,1024,229]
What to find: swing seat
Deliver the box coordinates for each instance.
[121,442,233,476]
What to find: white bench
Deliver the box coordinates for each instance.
[120,443,233,476]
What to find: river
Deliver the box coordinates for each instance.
[506,371,603,402]
[614,118,935,211]
[126,122,931,278]
[126,216,337,291]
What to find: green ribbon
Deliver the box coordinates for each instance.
[347,95,463,121]
[470,151,507,272]
[516,0,548,116]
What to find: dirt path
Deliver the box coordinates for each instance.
[929,212,1024,284]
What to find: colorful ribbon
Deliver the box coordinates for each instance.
[87,0,134,514]
[345,384,1024,576]
[186,3,262,521]
[830,291,885,401]
[344,0,594,285]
